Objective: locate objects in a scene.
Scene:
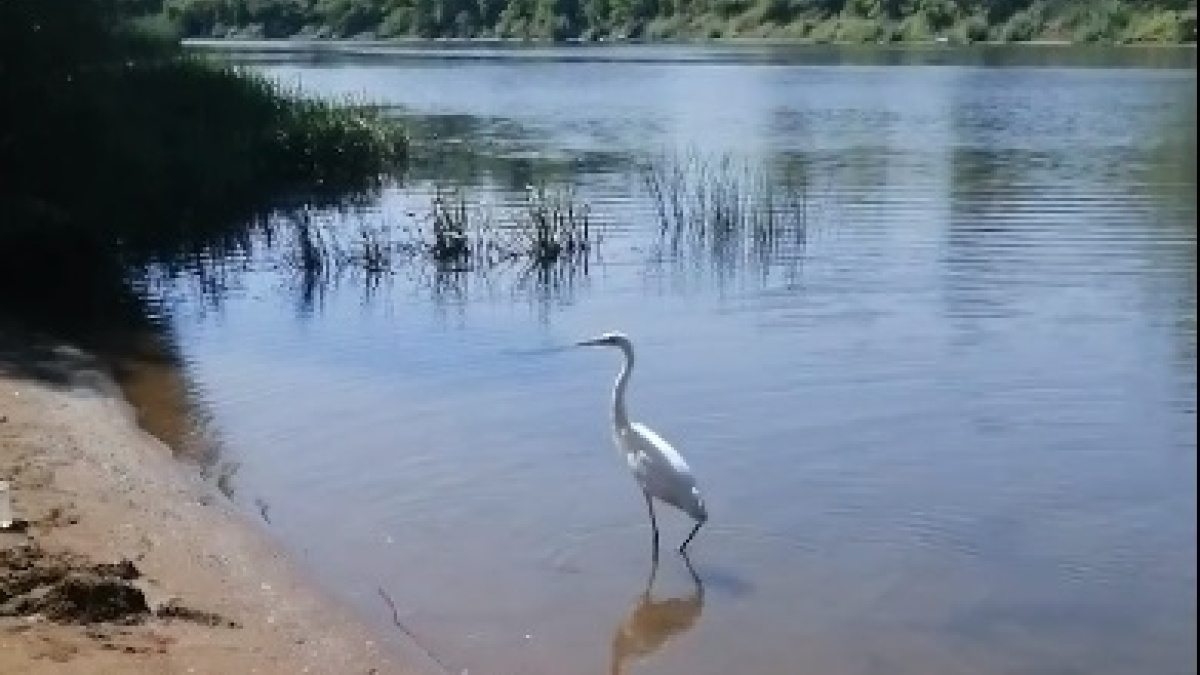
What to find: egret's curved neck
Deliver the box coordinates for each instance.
[612,343,634,431]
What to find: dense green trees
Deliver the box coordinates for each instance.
[145,0,1195,41]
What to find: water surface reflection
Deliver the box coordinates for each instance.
[612,555,705,675]
[143,43,1198,675]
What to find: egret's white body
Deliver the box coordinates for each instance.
[619,423,706,523]
[577,332,707,554]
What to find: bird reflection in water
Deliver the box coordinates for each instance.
[611,553,705,675]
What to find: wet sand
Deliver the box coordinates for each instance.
[0,331,438,675]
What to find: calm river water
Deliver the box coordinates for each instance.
[165,42,1195,675]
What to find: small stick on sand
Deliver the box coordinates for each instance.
[376,586,456,675]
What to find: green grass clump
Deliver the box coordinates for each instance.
[0,0,409,338]
[1,0,408,264]
[280,183,596,283]
[517,185,592,265]
[640,151,809,261]
[429,187,474,263]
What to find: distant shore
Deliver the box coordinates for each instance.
[183,35,1195,46]
[0,329,437,675]
[161,0,1195,46]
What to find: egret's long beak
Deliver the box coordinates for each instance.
[575,337,609,347]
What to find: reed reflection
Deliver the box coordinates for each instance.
[150,150,817,326]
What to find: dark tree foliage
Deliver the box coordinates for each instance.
[140,0,1195,41]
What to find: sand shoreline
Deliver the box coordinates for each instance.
[0,332,439,675]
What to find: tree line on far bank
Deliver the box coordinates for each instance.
[154,0,1195,43]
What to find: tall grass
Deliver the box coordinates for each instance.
[640,151,809,264]
[275,154,807,303]
[263,183,598,313]
[1,0,408,289]
[281,183,597,280]
[0,0,411,343]
[516,185,593,265]
[13,54,406,255]
[429,186,475,264]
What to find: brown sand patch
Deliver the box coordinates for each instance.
[2,328,439,674]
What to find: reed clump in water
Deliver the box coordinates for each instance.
[640,151,810,263]
[516,184,593,265]
[428,187,476,264]
[417,184,593,268]
[281,183,597,280]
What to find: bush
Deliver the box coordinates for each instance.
[897,13,934,40]
[1,0,407,261]
[953,13,990,42]
[1124,9,1191,42]
[837,15,886,42]
[998,6,1040,41]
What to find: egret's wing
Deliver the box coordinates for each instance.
[629,423,692,475]
[628,423,699,512]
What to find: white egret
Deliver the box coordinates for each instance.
[576,332,708,556]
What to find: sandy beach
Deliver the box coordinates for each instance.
[0,330,438,675]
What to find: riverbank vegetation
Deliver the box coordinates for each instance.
[278,183,593,282]
[0,0,406,258]
[274,151,812,296]
[0,0,406,334]
[152,0,1195,43]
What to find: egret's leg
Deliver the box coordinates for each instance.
[644,547,661,591]
[680,549,703,598]
[679,520,703,553]
[643,492,660,563]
